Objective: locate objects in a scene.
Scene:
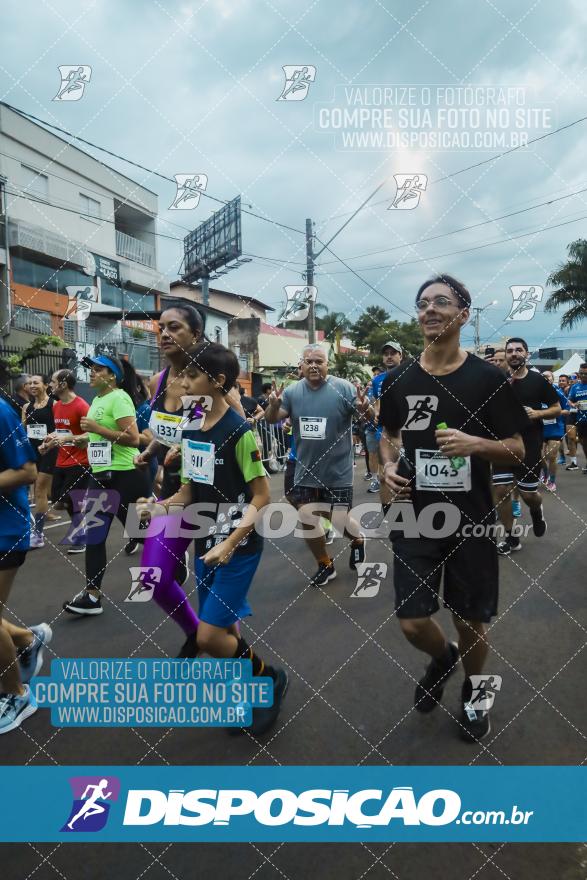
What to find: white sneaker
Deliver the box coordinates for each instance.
[29,531,45,549]
[0,686,37,734]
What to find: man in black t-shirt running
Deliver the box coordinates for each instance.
[379,275,528,742]
[492,337,561,555]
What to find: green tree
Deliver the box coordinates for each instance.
[315,310,352,350]
[364,318,423,361]
[328,352,370,383]
[349,305,391,347]
[545,239,587,328]
[0,334,65,376]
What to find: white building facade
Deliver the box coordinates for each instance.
[0,103,168,374]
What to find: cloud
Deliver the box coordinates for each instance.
[2,0,586,345]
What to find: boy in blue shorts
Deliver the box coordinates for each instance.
[156,342,288,736]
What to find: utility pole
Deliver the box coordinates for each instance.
[471,301,498,354]
[0,176,11,338]
[201,271,210,307]
[305,217,315,343]
[473,307,481,353]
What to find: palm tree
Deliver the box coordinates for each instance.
[315,310,351,352]
[545,239,587,328]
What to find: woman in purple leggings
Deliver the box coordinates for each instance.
[136,304,244,657]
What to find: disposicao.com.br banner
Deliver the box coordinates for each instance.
[1,766,584,843]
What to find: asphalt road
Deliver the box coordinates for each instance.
[2,457,586,879]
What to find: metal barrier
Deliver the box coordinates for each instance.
[255,419,289,473]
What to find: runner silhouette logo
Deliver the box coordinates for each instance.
[125,566,161,602]
[61,490,120,546]
[403,395,439,431]
[61,776,120,832]
[468,675,502,712]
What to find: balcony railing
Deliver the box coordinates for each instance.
[8,218,88,267]
[115,229,155,268]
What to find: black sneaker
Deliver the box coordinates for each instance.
[459,678,491,742]
[310,562,336,587]
[349,534,366,571]
[67,544,86,555]
[250,669,289,736]
[175,551,190,587]
[530,504,547,538]
[497,536,522,556]
[63,591,103,615]
[582,467,587,474]
[566,462,579,471]
[414,642,460,713]
[177,632,199,658]
[124,538,140,556]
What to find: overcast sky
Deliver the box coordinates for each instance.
[3,0,587,352]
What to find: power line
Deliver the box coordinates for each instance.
[316,185,587,266]
[318,211,587,274]
[242,252,307,267]
[313,237,418,322]
[0,147,194,235]
[3,186,186,242]
[318,114,587,226]
[312,179,388,260]
[1,101,307,238]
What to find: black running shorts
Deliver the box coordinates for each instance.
[51,465,89,506]
[289,484,353,508]
[0,550,27,570]
[392,535,498,622]
[284,459,296,498]
[492,435,543,492]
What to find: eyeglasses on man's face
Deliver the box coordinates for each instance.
[415,295,460,311]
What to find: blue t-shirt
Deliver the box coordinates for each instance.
[0,398,36,551]
[568,382,587,423]
[542,386,569,439]
[366,371,388,438]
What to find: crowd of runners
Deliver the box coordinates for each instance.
[0,280,585,743]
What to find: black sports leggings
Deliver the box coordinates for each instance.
[85,468,150,591]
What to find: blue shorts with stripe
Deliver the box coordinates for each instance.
[195,552,262,627]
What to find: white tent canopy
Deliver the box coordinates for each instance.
[553,352,583,378]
